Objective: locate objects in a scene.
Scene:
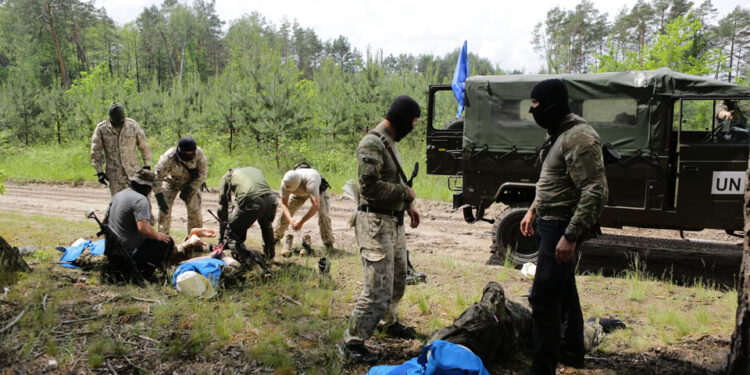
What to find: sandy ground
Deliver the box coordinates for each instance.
[0,182,737,264]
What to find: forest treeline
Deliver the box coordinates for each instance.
[0,0,748,170]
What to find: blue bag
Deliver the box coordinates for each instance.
[367,340,489,375]
[58,239,106,268]
[172,258,226,289]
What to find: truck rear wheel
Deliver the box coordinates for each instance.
[489,204,540,266]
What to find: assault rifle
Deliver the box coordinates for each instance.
[207,209,271,276]
[85,208,146,285]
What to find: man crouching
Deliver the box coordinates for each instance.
[103,169,173,282]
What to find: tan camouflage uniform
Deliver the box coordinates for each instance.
[272,187,334,247]
[343,121,411,346]
[90,118,152,196]
[153,146,207,234]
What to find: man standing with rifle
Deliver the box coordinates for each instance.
[216,167,278,260]
[153,136,208,234]
[339,95,422,364]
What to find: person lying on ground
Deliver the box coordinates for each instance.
[427,281,625,373]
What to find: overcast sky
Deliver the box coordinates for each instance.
[95,0,750,73]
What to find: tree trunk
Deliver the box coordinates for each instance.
[729,34,736,82]
[0,235,31,280]
[57,116,61,145]
[725,153,750,374]
[72,19,88,70]
[275,134,280,171]
[134,35,141,92]
[45,2,70,89]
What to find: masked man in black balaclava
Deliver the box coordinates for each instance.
[339,95,422,364]
[91,102,153,196]
[519,79,608,375]
[152,136,208,235]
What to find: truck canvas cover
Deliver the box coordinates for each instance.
[463,68,750,156]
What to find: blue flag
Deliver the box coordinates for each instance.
[452,40,469,117]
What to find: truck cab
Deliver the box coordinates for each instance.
[426,69,750,264]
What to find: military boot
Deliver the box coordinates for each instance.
[382,322,417,339]
[300,234,313,256]
[338,341,379,364]
[280,234,293,257]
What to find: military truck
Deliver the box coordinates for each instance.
[426,69,750,264]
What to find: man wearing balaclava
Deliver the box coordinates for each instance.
[90,102,153,196]
[519,79,608,375]
[339,95,422,364]
[152,136,208,234]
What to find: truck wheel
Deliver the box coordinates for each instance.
[489,204,540,266]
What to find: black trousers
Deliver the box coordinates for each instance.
[529,218,584,375]
[228,193,277,258]
[133,238,174,277]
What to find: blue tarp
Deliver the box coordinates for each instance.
[451,40,469,118]
[172,258,226,289]
[58,239,106,268]
[367,340,490,375]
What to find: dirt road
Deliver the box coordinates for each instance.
[0,182,740,267]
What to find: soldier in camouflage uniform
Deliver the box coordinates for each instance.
[218,167,278,259]
[90,102,152,196]
[339,96,422,364]
[519,79,608,375]
[716,100,747,129]
[428,282,621,374]
[153,137,208,234]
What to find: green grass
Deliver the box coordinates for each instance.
[0,212,740,373]
[0,141,452,201]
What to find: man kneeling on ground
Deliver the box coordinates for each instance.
[103,169,173,281]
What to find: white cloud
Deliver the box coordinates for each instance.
[95,0,746,73]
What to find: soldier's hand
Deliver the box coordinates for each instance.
[555,236,576,263]
[520,209,535,236]
[155,232,171,243]
[406,188,417,202]
[291,220,303,231]
[407,205,420,228]
[155,192,169,213]
[97,172,109,186]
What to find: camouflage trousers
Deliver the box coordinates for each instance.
[106,166,131,196]
[344,211,407,345]
[583,320,605,352]
[158,183,203,234]
[273,192,334,246]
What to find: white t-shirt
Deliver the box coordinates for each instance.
[281,168,321,199]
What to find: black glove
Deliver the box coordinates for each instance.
[155,192,169,213]
[179,186,194,201]
[142,165,151,170]
[96,172,109,185]
[200,182,208,193]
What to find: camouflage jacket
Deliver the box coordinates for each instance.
[428,299,532,367]
[153,146,207,193]
[356,122,410,211]
[90,118,152,177]
[533,113,608,238]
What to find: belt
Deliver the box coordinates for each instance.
[358,205,402,217]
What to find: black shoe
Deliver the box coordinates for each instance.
[382,322,417,339]
[559,351,585,369]
[598,317,627,333]
[338,341,380,364]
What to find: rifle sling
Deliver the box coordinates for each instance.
[368,131,409,185]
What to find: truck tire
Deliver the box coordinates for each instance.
[489,204,540,266]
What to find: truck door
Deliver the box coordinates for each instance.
[675,99,748,230]
[426,85,463,175]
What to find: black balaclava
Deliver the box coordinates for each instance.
[129,180,152,197]
[529,79,572,130]
[724,100,736,111]
[177,136,197,161]
[109,102,125,127]
[386,95,421,142]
